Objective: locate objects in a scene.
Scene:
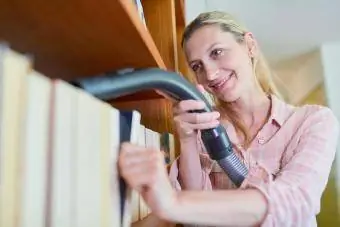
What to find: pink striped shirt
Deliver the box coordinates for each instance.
[169,95,339,227]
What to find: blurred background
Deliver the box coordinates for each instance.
[185,0,340,226]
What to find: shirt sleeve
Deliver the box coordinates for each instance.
[240,107,339,226]
[168,133,215,191]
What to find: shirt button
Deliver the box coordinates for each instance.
[258,137,265,144]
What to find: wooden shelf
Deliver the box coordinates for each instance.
[174,0,191,82]
[142,0,178,72]
[1,2,187,223]
[0,0,189,131]
[0,0,168,100]
[175,0,186,27]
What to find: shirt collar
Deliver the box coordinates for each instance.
[269,94,294,127]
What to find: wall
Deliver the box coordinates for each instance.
[184,0,206,24]
[320,42,340,226]
[271,49,324,105]
[299,83,326,105]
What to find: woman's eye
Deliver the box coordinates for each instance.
[211,49,224,58]
[191,64,201,72]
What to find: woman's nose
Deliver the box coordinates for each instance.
[205,65,220,81]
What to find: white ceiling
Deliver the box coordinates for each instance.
[185,0,340,64]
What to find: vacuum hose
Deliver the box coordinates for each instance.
[71,68,248,187]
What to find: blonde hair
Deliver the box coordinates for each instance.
[182,11,282,147]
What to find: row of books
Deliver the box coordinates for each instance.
[130,124,176,224]
[0,44,175,227]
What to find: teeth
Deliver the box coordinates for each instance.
[213,73,232,89]
[215,78,227,88]
[209,73,234,89]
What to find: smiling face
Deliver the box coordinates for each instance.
[184,24,258,103]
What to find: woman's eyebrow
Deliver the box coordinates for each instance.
[206,42,221,52]
[188,42,223,65]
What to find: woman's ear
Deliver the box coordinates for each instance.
[244,32,257,58]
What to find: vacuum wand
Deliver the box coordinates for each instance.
[71,68,248,187]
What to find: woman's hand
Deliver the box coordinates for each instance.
[172,85,220,141]
[118,142,178,219]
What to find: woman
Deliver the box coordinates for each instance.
[119,11,339,227]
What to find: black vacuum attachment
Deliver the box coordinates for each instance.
[71,68,248,187]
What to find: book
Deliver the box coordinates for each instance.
[119,110,141,227]
[0,44,175,227]
[0,45,31,227]
[20,70,52,227]
[110,107,121,227]
[130,124,147,222]
[160,132,175,165]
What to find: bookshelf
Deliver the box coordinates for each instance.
[0,0,188,144]
[1,1,187,226]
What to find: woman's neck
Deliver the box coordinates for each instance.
[231,91,271,128]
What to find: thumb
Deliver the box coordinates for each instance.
[196,84,205,93]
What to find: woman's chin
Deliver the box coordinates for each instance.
[212,75,238,102]
[218,93,239,103]
[213,86,238,103]
[205,86,239,103]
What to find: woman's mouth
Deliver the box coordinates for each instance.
[209,72,234,91]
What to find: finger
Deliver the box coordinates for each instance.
[176,120,220,135]
[119,151,155,176]
[175,111,220,124]
[119,145,151,173]
[120,142,146,152]
[123,165,158,190]
[120,153,164,189]
[119,147,163,170]
[120,142,157,156]
[120,150,154,170]
[123,159,157,177]
[121,153,152,169]
[173,100,206,114]
[196,84,205,93]
[190,120,220,130]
